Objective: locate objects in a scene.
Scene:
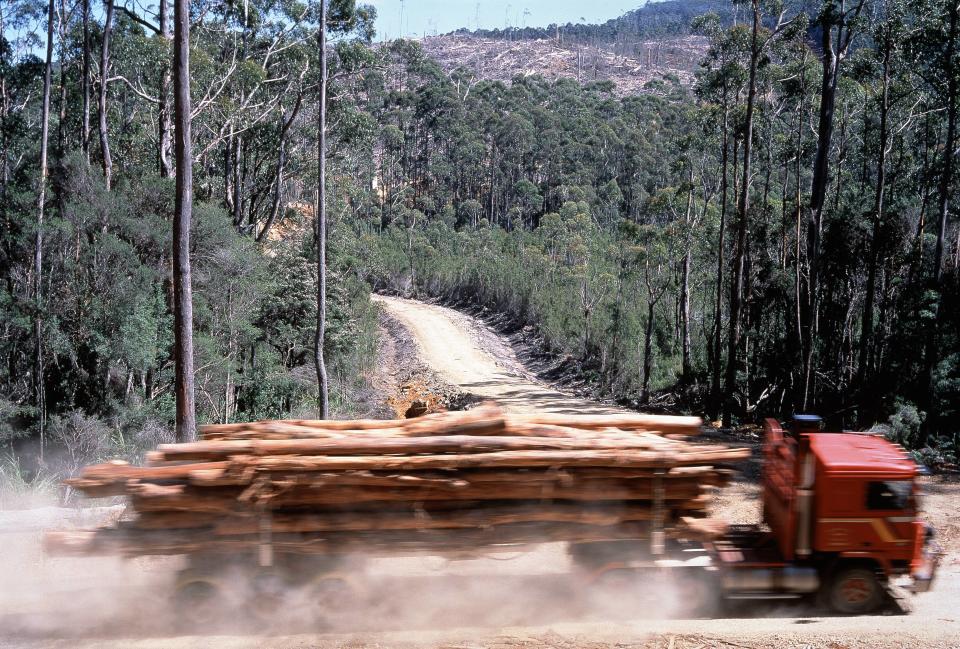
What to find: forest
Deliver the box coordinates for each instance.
[0,0,958,483]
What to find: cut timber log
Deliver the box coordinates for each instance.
[197,405,702,441]
[201,418,405,437]
[48,402,747,561]
[65,461,229,497]
[512,412,702,435]
[214,447,748,473]
[186,466,732,489]
[128,481,709,513]
[153,433,702,462]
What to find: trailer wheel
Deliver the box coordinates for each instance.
[173,574,228,630]
[828,567,883,615]
[674,570,719,618]
[307,573,363,628]
[247,570,291,622]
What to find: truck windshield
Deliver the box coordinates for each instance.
[866,480,912,510]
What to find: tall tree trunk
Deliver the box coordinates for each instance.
[81,0,91,161]
[257,93,303,243]
[709,97,730,419]
[34,0,55,457]
[723,2,761,428]
[801,0,865,410]
[315,0,330,418]
[802,18,841,412]
[99,0,114,189]
[680,176,694,384]
[641,298,655,404]
[56,0,67,153]
[158,0,172,177]
[920,1,958,443]
[857,38,890,412]
[0,0,9,188]
[172,0,196,441]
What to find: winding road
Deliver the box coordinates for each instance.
[372,295,623,416]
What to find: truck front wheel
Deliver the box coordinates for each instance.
[828,567,883,615]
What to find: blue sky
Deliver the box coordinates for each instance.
[365,1,645,41]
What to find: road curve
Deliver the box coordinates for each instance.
[373,294,623,416]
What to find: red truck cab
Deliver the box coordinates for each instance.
[575,415,938,614]
[734,415,940,612]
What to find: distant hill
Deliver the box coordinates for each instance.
[415,1,731,96]
[419,33,709,97]
[464,0,733,47]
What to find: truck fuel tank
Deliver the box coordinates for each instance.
[722,566,820,594]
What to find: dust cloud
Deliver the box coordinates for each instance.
[0,501,700,642]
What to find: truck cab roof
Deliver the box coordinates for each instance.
[807,432,917,478]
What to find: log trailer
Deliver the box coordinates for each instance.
[46,412,940,622]
[579,415,941,614]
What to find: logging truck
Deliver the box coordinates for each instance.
[575,415,941,615]
[46,410,940,624]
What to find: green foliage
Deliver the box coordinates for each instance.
[873,401,925,446]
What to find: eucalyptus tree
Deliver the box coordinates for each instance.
[35,0,55,453]
[801,0,868,409]
[172,0,195,441]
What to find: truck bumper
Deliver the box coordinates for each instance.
[908,539,942,593]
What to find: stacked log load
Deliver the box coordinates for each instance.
[45,404,747,558]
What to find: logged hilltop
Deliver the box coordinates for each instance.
[407,0,731,95]
[418,32,709,96]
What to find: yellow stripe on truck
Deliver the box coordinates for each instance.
[818,518,908,544]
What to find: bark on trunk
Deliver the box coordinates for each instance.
[257,93,303,243]
[857,39,890,410]
[99,0,114,189]
[158,0,172,177]
[680,179,694,384]
[81,0,91,161]
[723,2,760,427]
[709,98,730,418]
[56,0,67,153]
[172,0,196,442]
[920,1,958,443]
[34,0,55,457]
[802,0,865,410]
[315,0,330,419]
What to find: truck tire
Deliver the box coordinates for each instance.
[828,567,883,615]
[307,573,364,628]
[172,571,230,630]
[675,569,720,618]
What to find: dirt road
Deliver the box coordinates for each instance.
[371,295,621,416]
[2,296,958,649]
